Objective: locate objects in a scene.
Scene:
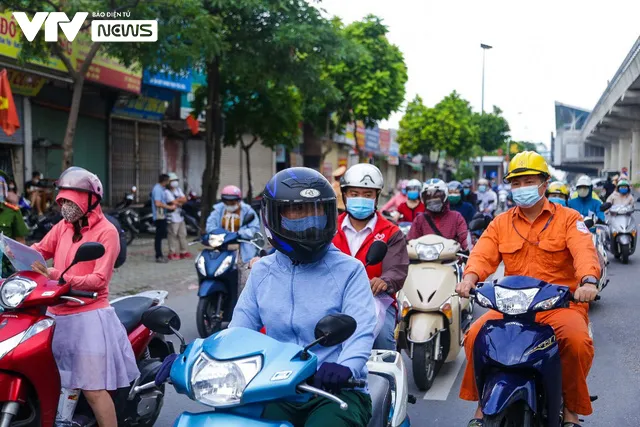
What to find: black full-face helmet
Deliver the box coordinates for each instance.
[262,167,337,264]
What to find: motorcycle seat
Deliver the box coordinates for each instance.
[112,296,155,334]
[367,373,392,427]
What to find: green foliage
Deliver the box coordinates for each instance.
[453,161,476,181]
[397,95,432,155]
[474,106,510,154]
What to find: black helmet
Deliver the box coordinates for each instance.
[262,167,337,264]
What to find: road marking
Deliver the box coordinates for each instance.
[423,351,466,401]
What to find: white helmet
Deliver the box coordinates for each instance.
[478,178,489,186]
[422,178,448,202]
[406,179,422,191]
[341,163,384,190]
[575,175,592,188]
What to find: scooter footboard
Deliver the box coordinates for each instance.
[480,371,536,416]
[174,412,293,427]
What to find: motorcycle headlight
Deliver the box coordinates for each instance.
[532,296,560,311]
[415,243,444,261]
[191,353,262,407]
[494,286,539,315]
[0,277,37,309]
[214,255,234,277]
[195,254,206,276]
[208,234,226,248]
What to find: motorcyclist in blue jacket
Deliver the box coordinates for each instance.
[230,167,376,427]
[567,176,606,224]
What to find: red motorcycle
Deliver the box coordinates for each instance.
[0,242,175,427]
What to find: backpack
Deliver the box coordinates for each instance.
[104,213,127,269]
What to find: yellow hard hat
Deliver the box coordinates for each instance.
[547,181,568,196]
[504,151,550,181]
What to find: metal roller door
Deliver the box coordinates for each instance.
[138,122,161,200]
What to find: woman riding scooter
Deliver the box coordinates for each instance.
[31,167,139,427]
[606,179,635,207]
[395,179,425,223]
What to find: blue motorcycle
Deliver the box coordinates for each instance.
[194,215,264,338]
[470,276,598,427]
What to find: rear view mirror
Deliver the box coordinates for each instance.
[242,213,255,226]
[365,240,387,267]
[314,314,357,347]
[142,305,181,335]
[73,242,105,264]
[253,232,265,248]
[600,202,611,212]
[583,218,594,229]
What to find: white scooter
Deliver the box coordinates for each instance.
[602,203,638,264]
[582,214,609,291]
[396,234,473,391]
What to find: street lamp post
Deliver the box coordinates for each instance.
[480,43,492,179]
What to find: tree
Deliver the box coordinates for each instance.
[397,95,433,156]
[7,0,217,170]
[426,91,479,160]
[474,106,510,154]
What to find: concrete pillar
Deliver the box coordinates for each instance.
[604,145,611,170]
[610,140,619,172]
[619,137,631,175]
[632,130,640,184]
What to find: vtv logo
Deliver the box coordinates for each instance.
[12,12,88,42]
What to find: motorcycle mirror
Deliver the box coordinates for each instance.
[365,240,387,267]
[59,242,105,284]
[242,213,256,226]
[583,218,594,229]
[253,232,265,248]
[142,306,187,352]
[299,314,357,361]
[600,202,611,212]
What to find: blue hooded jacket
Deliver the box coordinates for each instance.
[205,201,260,262]
[229,245,376,382]
[450,200,476,224]
[567,193,606,223]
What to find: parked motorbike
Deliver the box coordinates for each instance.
[107,186,141,245]
[601,202,638,264]
[582,215,609,291]
[26,208,62,244]
[469,276,599,426]
[182,191,202,236]
[396,234,473,391]
[0,242,176,427]
[143,307,413,427]
[194,214,265,338]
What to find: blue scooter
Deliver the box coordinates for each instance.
[194,213,265,338]
[469,276,598,426]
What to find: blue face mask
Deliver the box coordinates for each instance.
[401,188,407,195]
[346,197,376,220]
[407,190,420,200]
[619,187,629,195]
[463,188,470,195]
[511,184,543,208]
[281,215,327,233]
[478,185,487,193]
[548,197,566,206]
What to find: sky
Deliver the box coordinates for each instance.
[316,0,640,147]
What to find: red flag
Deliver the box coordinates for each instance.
[0,69,20,136]
[186,114,199,135]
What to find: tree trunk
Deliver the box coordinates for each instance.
[200,57,221,229]
[302,121,321,170]
[242,140,254,203]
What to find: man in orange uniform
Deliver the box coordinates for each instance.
[456,151,600,427]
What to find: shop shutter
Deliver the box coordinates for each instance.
[110,119,136,205]
[185,138,205,195]
[0,96,24,145]
[138,122,161,201]
[248,142,274,197]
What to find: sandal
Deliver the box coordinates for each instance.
[467,419,484,427]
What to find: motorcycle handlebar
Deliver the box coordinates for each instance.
[466,287,600,301]
[347,378,367,388]
[67,289,98,299]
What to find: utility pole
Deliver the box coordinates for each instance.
[480,43,492,179]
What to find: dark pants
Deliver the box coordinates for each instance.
[154,219,167,259]
[262,391,372,427]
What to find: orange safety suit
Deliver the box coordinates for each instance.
[460,198,601,415]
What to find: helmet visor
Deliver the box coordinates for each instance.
[264,199,337,243]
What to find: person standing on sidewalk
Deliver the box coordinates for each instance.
[164,173,190,260]
[332,166,347,213]
[152,174,175,263]
[0,171,30,277]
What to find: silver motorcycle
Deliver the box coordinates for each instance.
[602,203,638,264]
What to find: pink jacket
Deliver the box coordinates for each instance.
[382,192,408,212]
[32,205,119,315]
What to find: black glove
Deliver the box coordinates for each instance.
[155,353,179,386]
[313,362,353,393]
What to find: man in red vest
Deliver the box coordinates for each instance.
[333,163,409,350]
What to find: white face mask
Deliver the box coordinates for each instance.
[577,188,590,198]
[224,204,239,212]
[170,181,179,188]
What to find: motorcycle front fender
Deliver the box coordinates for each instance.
[407,312,444,343]
[480,371,537,417]
[174,411,289,427]
[198,280,228,297]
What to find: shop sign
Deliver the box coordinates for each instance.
[6,70,46,96]
[365,124,379,153]
[143,69,192,93]
[379,129,390,154]
[112,95,167,120]
[356,121,366,150]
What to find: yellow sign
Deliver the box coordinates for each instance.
[7,70,46,96]
[510,143,520,154]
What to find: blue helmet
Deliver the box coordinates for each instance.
[447,180,462,192]
[262,167,337,264]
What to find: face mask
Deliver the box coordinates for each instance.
[61,201,84,223]
[577,188,590,198]
[619,187,630,195]
[478,185,487,193]
[449,194,461,204]
[463,188,470,196]
[170,181,179,188]
[511,184,543,208]
[281,215,327,233]
[346,197,376,220]
[224,204,239,212]
[401,188,407,195]
[8,185,15,191]
[407,190,420,200]
[549,197,566,206]
[426,198,444,213]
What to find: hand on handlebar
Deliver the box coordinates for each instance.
[573,283,599,303]
[313,362,353,393]
[155,353,179,386]
[455,278,476,298]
